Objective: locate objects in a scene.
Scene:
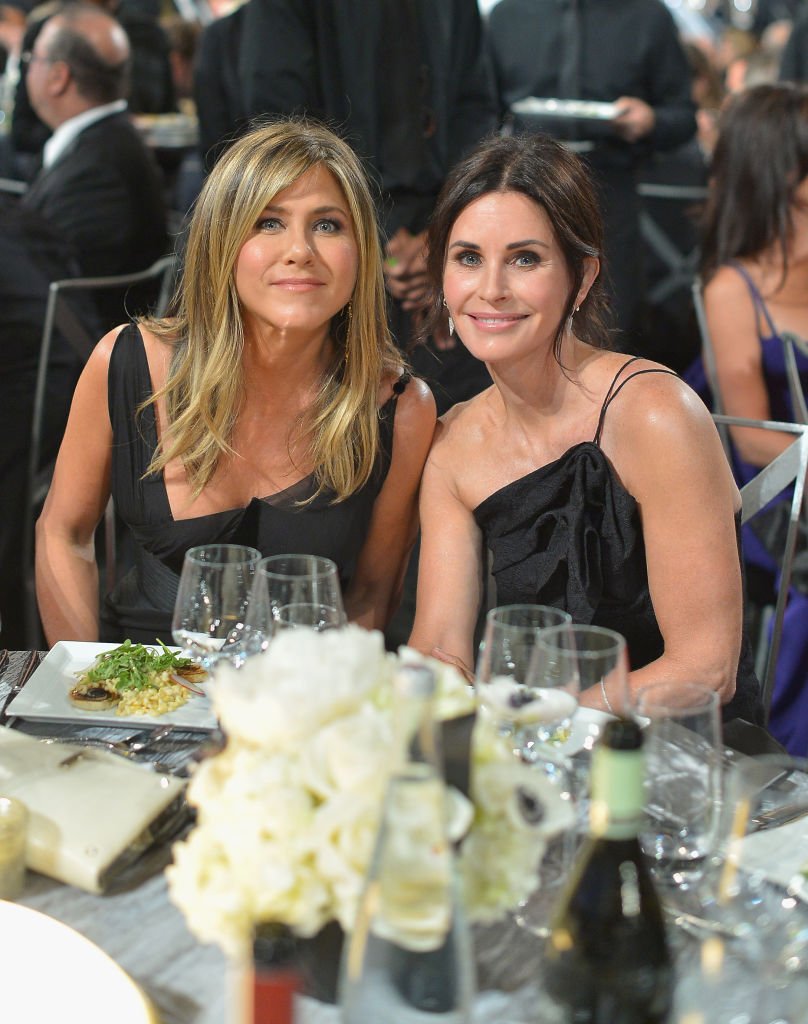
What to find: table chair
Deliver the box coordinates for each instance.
[712,416,808,727]
[23,253,178,647]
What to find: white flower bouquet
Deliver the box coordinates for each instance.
[166,626,573,959]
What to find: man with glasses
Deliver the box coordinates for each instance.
[18,2,167,319]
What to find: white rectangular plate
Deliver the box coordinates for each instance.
[7,641,217,731]
[511,97,620,120]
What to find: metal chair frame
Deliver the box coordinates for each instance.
[637,182,708,308]
[23,253,177,647]
[712,416,808,722]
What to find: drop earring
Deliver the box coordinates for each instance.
[443,297,454,336]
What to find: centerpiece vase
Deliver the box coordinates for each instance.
[338,663,476,1022]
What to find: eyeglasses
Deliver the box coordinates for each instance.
[20,50,53,67]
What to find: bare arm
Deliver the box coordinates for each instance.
[596,374,743,708]
[705,266,796,466]
[35,329,119,643]
[407,423,484,677]
[343,378,436,631]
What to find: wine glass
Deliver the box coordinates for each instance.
[475,604,573,761]
[171,544,261,670]
[636,682,722,894]
[685,754,808,1022]
[245,554,346,649]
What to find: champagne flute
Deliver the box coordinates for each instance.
[475,604,573,761]
[245,554,346,649]
[171,544,261,670]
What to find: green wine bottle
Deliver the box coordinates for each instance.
[543,717,673,1023]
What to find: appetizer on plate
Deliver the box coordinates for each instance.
[68,640,207,717]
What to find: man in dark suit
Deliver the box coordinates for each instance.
[20,2,168,318]
[0,196,92,648]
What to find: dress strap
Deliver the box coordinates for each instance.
[391,370,412,396]
[593,359,679,446]
[728,260,779,341]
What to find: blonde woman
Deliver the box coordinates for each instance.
[36,119,436,644]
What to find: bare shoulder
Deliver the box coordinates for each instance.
[429,386,495,455]
[600,359,733,499]
[81,323,138,383]
[382,372,437,435]
[705,263,751,306]
[602,359,715,447]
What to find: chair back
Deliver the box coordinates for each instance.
[712,415,808,721]
[24,253,178,646]
[637,181,707,307]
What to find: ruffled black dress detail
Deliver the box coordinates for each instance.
[473,359,762,724]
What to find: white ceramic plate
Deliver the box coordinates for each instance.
[6,641,216,731]
[0,900,157,1023]
[511,97,620,120]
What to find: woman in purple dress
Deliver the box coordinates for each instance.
[697,83,808,752]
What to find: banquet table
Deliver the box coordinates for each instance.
[2,650,808,1024]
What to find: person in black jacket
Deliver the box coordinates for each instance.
[488,0,697,352]
[193,1,248,174]
[0,196,90,648]
[10,0,175,178]
[19,3,168,325]
[780,8,808,83]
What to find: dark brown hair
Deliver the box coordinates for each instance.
[701,83,808,280]
[422,132,611,359]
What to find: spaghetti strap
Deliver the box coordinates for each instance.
[728,260,779,340]
[592,357,642,444]
[593,361,679,445]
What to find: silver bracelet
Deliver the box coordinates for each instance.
[600,677,616,715]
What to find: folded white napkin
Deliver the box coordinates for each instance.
[0,729,185,893]
[739,816,808,899]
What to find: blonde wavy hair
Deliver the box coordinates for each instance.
[142,118,402,501]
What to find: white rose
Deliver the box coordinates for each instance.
[297,704,391,800]
[311,785,386,930]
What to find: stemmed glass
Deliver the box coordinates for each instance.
[676,754,808,1022]
[475,604,573,761]
[636,682,723,894]
[171,544,261,671]
[244,554,347,649]
[513,623,629,936]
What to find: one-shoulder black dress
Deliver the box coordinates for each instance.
[100,323,407,643]
[472,358,762,724]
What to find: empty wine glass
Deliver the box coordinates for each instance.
[475,605,573,761]
[245,554,346,649]
[171,544,261,670]
[637,682,722,893]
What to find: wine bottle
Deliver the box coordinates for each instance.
[249,922,301,1024]
[339,664,475,1023]
[543,717,673,1024]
